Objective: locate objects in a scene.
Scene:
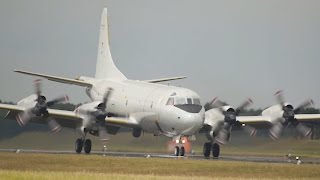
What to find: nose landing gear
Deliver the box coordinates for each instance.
[174,146,185,156]
[171,137,190,157]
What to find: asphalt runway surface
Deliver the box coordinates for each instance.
[1,148,319,165]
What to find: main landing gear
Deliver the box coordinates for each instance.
[75,132,92,154]
[203,142,220,158]
[75,138,92,154]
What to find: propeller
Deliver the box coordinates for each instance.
[269,90,313,140]
[86,88,113,143]
[16,79,68,133]
[209,97,257,145]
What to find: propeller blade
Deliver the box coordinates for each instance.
[99,126,110,143]
[207,97,219,109]
[16,110,33,126]
[269,121,284,140]
[274,90,285,107]
[235,98,253,115]
[47,117,62,133]
[34,79,42,98]
[294,99,314,114]
[215,128,230,145]
[296,123,312,137]
[46,95,69,107]
[102,88,113,106]
[211,98,225,114]
[241,124,257,136]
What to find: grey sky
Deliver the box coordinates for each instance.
[0,0,320,108]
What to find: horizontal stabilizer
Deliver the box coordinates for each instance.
[143,76,187,83]
[14,70,92,87]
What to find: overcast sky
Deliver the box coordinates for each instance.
[0,0,320,108]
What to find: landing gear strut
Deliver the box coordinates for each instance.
[203,142,220,158]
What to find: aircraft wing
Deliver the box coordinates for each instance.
[143,76,186,83]
[237,114,320,123]
[0,103,140,129]
[1,104,83,129]
[14,70,92,87]
[236,116,272,128]
[295,114,320,122]
[237,114,320,128]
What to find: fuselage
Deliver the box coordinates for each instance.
[85,79,205,137]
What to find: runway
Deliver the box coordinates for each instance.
[1,148,319,164]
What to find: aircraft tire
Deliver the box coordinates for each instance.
[75,138,83,154]
[203,142,212,158]
[180,146,185,156]
[174,146,180,156]
[212,143,220,158]
[84,139,92,154]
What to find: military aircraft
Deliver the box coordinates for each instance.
[1,8,320,158]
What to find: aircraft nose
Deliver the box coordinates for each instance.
[181,113,204,135]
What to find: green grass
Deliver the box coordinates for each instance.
[0,152,319,179]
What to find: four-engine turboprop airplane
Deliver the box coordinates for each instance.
[1,8,320,158]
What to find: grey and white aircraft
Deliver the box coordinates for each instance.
[1,8,320,158]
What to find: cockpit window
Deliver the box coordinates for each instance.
[175,97,186,105]
[193,98,201,105]
[166,96,201,107]
[166,97,174,105]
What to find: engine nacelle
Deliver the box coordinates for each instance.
[261,104,287,124]
[204,106,232,132]
[17,94,38,109]
[203,107,227,140]
[75,101,102,129]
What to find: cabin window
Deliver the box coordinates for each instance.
[187,98,193,104]
[166,97,174,105]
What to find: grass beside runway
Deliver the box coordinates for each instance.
[0,152,320,179]
[1,130,320,158]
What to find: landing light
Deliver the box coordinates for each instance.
[175,139,180,144]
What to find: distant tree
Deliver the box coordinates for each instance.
[50,103,77,111]
[204,101,228,111]
[300,108,320,114]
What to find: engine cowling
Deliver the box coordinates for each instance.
[75,101,103,129]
